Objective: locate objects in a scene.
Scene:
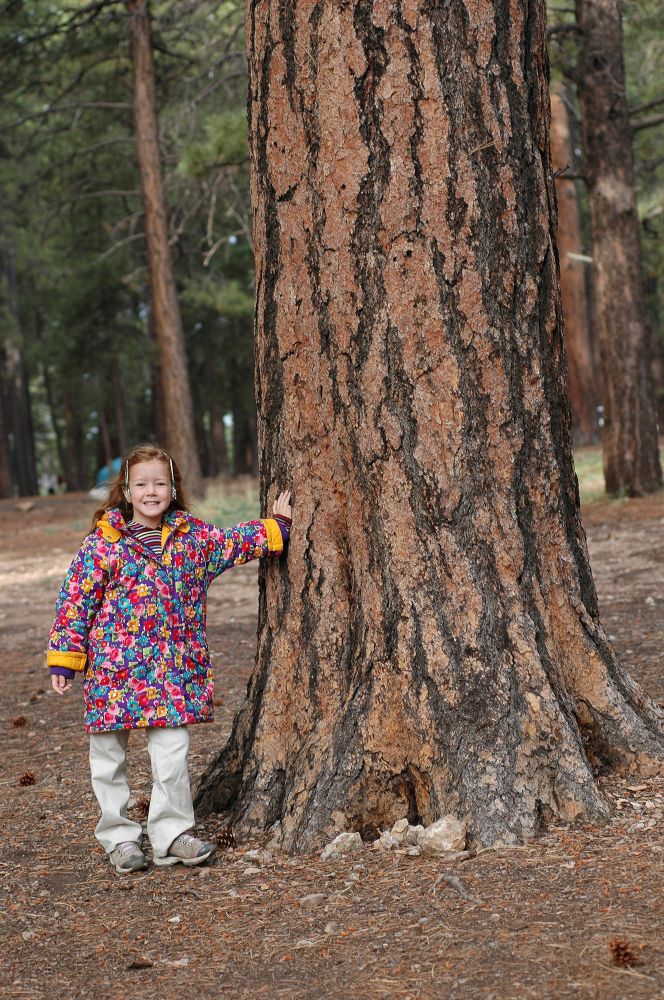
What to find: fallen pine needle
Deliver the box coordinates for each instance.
[597,963,652,981]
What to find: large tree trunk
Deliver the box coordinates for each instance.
[575,0,661,495]
[196,0,664,850]
[127,0,203,495]
[550,86,598,446]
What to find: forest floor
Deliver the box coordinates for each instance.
[1,480,664,1000]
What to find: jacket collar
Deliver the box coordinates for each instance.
[97,508,191,546]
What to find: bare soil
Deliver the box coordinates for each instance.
[1,491,663,1000]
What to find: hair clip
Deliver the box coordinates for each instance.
[168,455,176,500]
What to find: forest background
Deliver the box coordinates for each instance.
[0,0,663,499]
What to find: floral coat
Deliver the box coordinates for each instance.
[47,508,284,733]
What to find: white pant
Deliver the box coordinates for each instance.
[89,726,195,857]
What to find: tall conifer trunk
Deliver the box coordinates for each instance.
[196,0,664,850]
[127,0,202,494]
[575,0,661,495]
[550,87,598,446]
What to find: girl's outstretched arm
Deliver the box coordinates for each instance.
[200,487,292,579]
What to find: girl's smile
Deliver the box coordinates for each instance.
[127,459,172,528]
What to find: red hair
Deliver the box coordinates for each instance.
[89,443,190,534]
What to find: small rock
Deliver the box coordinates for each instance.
[242,866,261,876]
[391,818,410,836]
[21,931,36,941]
[294,939,315,949]
[407,846,421,857]
[417,815,466,855]
[196,868,211,880]
[403,824,424,846]
[299,893,326,907]
[324,921,338,934]
[127,957,153,970]
[244,849,261,859]
[375,832,401,851]
[168,914,181,924]
[320,831,363,861]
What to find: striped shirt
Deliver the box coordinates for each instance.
[128,519,162,555]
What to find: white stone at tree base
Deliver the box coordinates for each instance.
[417,815,467,855]
[320,831,363,860]
[320,815,467,859]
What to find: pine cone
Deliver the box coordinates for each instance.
[216,828,236,848]
[18,771,36,787]
[12,716,27,727]
[609,938,637,967]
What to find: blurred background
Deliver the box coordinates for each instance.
[0,0,662,500]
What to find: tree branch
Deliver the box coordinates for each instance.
[0,102,131,132]
[632,114,664,134]
[630,96,664,117]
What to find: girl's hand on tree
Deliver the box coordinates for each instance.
[51,674,72,696]
[272,489,292,519]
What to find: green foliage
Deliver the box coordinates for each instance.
[547,0,664,359]
[179,110,248,178]
[0,0,254,489]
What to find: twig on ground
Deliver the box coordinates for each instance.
[432,872,483,905]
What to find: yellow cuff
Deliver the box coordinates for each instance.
[47,651,87,671]
[262,518,284,556]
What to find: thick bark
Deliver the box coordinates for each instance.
[575,0,661,495]
[127,0,202,495]
[195,0,664,850]
[550,87,598,446]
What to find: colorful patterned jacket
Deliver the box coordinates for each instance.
[47,508,285,733]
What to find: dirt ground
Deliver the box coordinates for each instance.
[1,491,663,1000]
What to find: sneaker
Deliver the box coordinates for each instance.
[153,830,216,868]
[109,841,148,874]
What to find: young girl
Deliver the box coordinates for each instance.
[47,444,291,874]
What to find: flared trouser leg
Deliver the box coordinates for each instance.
[146,726,195,858]
[89,730,143,854]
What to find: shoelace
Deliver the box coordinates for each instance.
[116,841,140,856]
[176,833,198,846]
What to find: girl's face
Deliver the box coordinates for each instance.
[127,459,171,528]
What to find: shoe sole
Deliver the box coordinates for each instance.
[153,848,216,868]
[112,861,148,874]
